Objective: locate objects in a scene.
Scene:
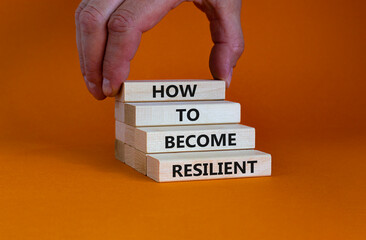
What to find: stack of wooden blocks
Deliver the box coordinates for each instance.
[115,80,271,182]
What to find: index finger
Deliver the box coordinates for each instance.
[102,0,183,96]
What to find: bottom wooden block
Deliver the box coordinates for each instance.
[117,140,271,182]
[115,140,147,175]
[147,150,271,182]
[115,139,125,163]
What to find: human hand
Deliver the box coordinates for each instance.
[75,0,244,100]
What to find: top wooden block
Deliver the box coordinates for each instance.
[115,80,226,102]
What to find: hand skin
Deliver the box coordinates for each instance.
[75,0,244,100]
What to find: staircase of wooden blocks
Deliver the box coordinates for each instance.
[114,80,272,182]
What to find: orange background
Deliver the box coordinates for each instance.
[1,0,365,239]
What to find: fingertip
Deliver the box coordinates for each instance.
[225,68,233,88]
[209,44,232,76]
[84,76,106,100]
[93,94,107,101]
[102,78,113,96]
[102,78,121,97]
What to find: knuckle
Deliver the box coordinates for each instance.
[75,7,83,20]
[79,6,105,32]
[108,9,136,32]
[75,2,87,20]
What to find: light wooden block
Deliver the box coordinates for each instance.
[116,80,225,102]
[116,121,255,153]
[115,101,241,127]
[115,140,147,175]
[127,144,147,175]
[124,143,135,168]
[147,150,271,182]
[115,121,135,146]
[115,139,125,163]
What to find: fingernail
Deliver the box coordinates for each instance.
[102,78,113,96]
[88,81,97,89]
[85,79,97,90]
[226,68,233,88]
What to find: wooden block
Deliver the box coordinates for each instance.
[115,140,147,175]
[133,147,147,175]
[115,121,135,146]
[116,121,255,153]
[125,144,147,175]
[116,80,225,102]
[115,101,125,123]
[115,139,125,163]
[124,143,135,168]
[115,101,241,126]
[147,150,271,182]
